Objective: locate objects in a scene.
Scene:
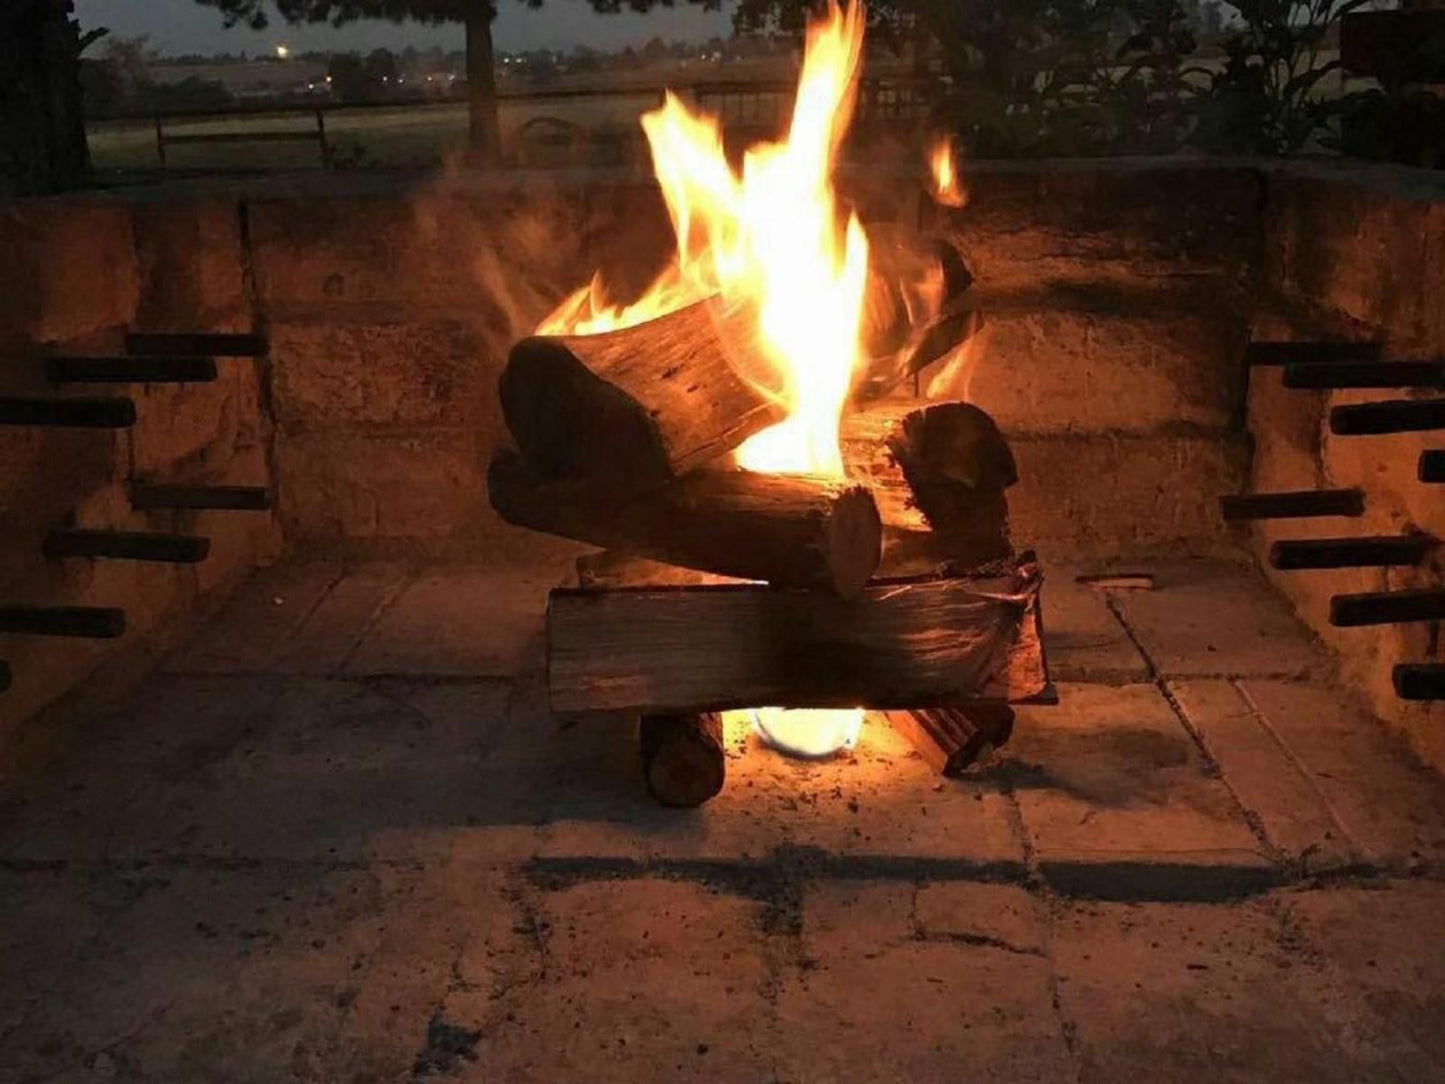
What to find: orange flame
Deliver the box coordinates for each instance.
[929,137,967,208]
[540,4,874,756]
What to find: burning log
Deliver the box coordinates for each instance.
[883,704,1015,776]
[547,560,1047,715]
[841,399,1016,571]
[490,449,882,597]
[639,712,727,807]
[499,296,784,487]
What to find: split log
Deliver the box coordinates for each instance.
[490,449,882,597]
[640,713,727,807]
[547,560,1048,714]
[841,398,1016,572]
[500,296,784,487]
[884,704,1016,776]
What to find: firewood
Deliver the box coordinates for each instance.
[547,560,1048,715]
[499,296,785,487]
[883,704,1015,776]
[639,712,727,807]
[490,450,882,597]
[841,399,1016,571]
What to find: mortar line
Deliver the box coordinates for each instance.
[332,567,414,676]
[1231,678,1365,860]
[1103,596,1285,865]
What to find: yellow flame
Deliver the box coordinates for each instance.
[540,4,874,756]
[929,137,968,208]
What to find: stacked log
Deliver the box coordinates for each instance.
[491,237,1041,802]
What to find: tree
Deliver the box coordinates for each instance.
[2,0,96,195]
[193,1,724,164]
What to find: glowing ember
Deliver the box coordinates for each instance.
[540,3,877,758]
[727,707,865,759]
[929,137,968,208]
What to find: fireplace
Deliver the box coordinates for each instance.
[3,10,1445,1077]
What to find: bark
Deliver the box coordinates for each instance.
[883,704,1015,776]
[500,295,784,488]
[491,450,881,596]
[546,558,1048,715]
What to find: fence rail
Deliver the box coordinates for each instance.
[89,77,940,172]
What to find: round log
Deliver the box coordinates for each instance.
[640,712,726,808]
[490,450,882,597]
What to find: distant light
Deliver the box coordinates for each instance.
[325,75,332,84]
[275,44,290,59]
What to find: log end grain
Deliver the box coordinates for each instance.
[639,712,727,807]
[824,482,885,598]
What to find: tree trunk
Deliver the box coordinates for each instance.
[0,0,91,196]
[465,2,502,164]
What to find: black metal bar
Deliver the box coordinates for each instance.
[130,485,272,511]
[0,607,126,638]
[0,660,9,693]
[47,356,217,385]
[0,397,136,428]
[1220,488,1366,521]
[1270,534,1437,571]
[1246,341,1382,367]
[44,530,211,564]
[1331,589,1445,627]
[1394,663,1445,701]
[1331,399,1445,436]
[125,332,267,358]
[1283,361,1445,390]
[1421,450,1445,483]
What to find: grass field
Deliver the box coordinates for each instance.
[85,92,689,171]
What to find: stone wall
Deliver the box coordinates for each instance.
[15,159,1440,760]
[0,194,278,749]
[245,163,1258,564]
[1247,164,1445,773]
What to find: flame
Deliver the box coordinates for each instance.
[540,4,873,757]
[929,137,967,208]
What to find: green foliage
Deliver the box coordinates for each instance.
[1193,0,1372,155]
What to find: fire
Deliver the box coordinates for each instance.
[929,137,967,208]
[540,3,873,757]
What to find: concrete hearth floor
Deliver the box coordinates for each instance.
[4,557,1445,1082]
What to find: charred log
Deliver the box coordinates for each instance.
[500,296,784,487]
[490,450,882,597]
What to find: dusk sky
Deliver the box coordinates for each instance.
[73,1,737,56]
